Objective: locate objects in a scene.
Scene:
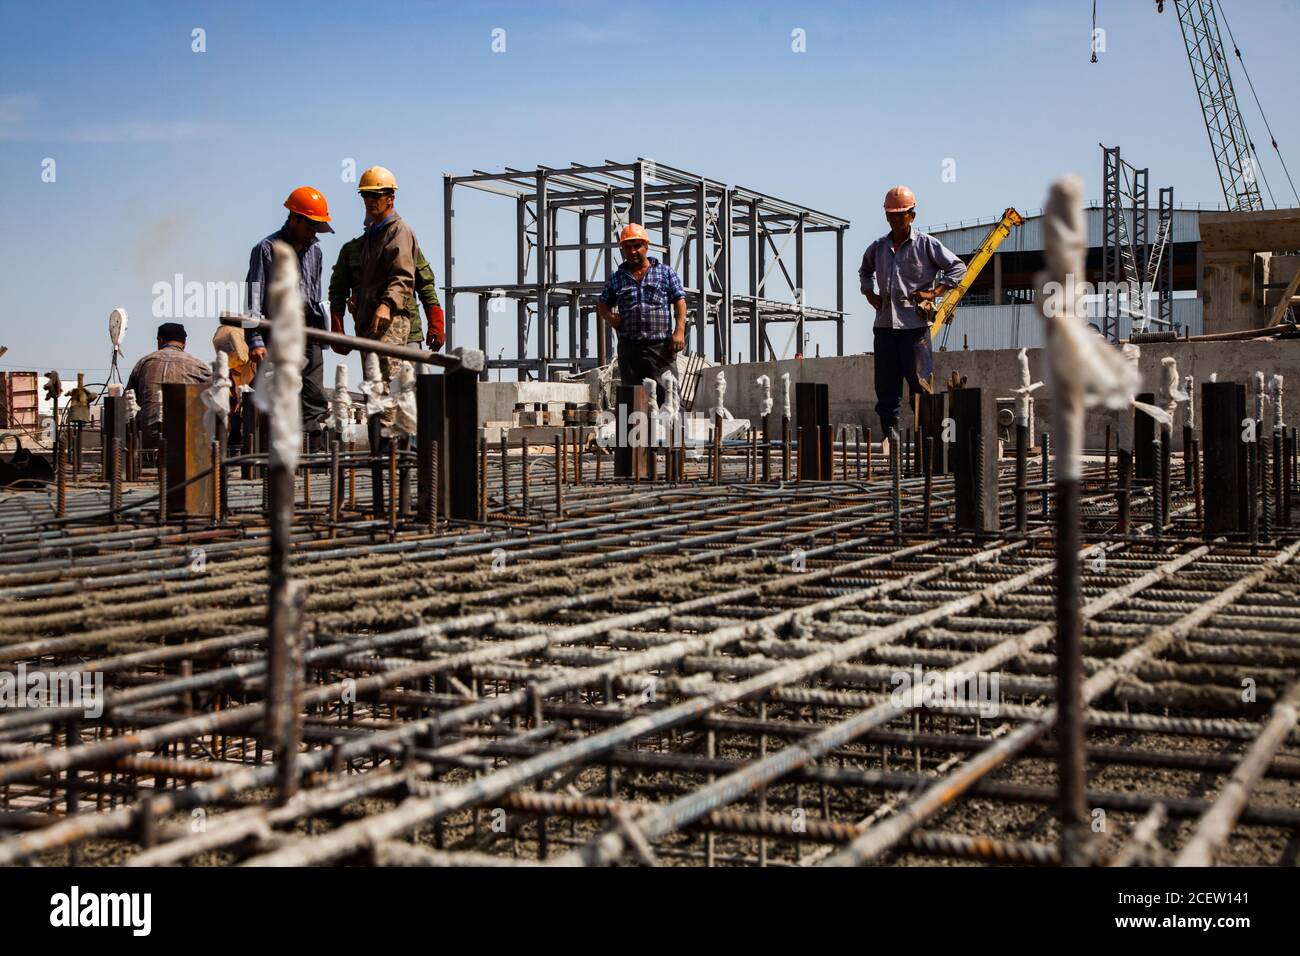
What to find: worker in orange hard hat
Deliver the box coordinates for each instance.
[596,223,687,405]
[859,185,967,440]
[232,186,335,455]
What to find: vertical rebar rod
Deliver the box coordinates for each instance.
[157,437,167,526]
[388,439,398,537]
[1055,476,1087,866]
[210,439,222,527]
[56,443,67,519]
[1285,426,1295,525]
[1151,436,1165,535]
[479,436,488,520]
[369,414,384,520]
[500,434,510,513]
[521,438,530,516]
[1015,422,1028,532]
[554,433,564,518]
[717,411,728,486]
[891,428,902,542]
[329,436,340,525]
[924,436,934,533]
[1118,447,1132,534]
[1267,429,1281,539]
[1248,441,1259,547]
[782,415,790,482]
[303,445,312,510]
[1192,437,1203,525]
[1104,423,1112,485]
[762,414,772,482]
[1040,432,1051,519]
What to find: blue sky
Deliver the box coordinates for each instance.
[2,0,1298,383]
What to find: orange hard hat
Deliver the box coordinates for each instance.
[619,223,650,245]
[883,185,917,213]
[284,186,335,232]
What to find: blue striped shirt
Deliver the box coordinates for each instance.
[598,258,686,341]
[859,229,968,331]
[244,226,329,350]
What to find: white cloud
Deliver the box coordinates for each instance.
[0,92,226,143]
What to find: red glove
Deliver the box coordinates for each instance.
[425,304,445,350]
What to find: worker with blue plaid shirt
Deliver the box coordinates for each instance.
[597,223,687,404]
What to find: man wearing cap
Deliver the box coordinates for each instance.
[352,166,419,383]
[240,186,335,451]
[125,322,212,448]
[859,185,967,438]
[596,223,687,404]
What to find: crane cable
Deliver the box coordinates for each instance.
[1090,0,1098,63]
[1214,0,1299,207]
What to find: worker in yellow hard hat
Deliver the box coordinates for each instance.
[596,223,687,404]
[353,166,419,410]
[858,185,967,438]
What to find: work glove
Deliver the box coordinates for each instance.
[425,304,445,351]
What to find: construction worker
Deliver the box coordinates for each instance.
[212,325,256,430]
[859,185,967,437]
[238,186,335,452]
[352,166,419,382]
[596,223,687,404]
[328,230,444,352]
[125,322,212,448]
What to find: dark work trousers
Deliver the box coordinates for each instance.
[228,325,327,450]
[873,326,932,432]
[301,337,326,435]
[617,336,673,406]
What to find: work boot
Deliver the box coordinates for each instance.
[879,419,898,455]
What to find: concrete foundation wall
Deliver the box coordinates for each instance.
[476,381,591,426]
[699,338,1300,452]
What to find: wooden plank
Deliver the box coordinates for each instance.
[1199,208,1300,253]
[1267,267,1300,327]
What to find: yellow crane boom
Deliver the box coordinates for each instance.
[929,207,1024,347]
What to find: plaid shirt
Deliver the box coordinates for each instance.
[598,258,686,341]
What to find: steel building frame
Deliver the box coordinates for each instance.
[1155,186,1175,330]
[1101,145,1149,343]
[442,159,849,381]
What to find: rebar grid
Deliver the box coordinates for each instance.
[1,447,1298,868]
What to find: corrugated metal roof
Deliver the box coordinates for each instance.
[930,208,1202,257]
[935,298,1203,351]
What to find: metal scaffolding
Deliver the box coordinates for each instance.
[442,159,849,381]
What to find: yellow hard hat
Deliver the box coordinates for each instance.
[357,166,398,193]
